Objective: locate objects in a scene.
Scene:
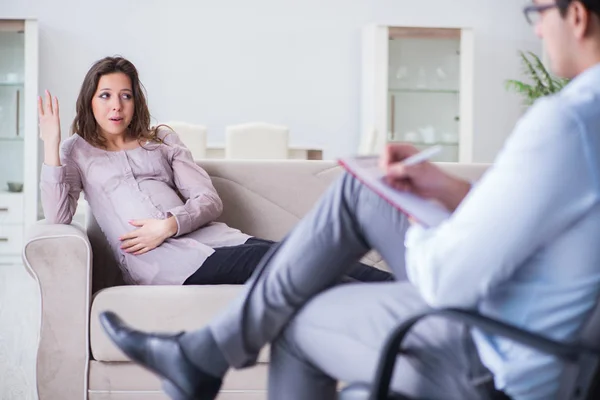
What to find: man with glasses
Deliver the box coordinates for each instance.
[99,1,600,399]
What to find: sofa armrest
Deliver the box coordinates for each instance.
[23,221,93,400]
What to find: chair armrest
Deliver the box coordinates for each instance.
[371,308,600,400]
[23,221,93,400]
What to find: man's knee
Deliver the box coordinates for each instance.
[270,323,307,366]
[335,171,363,201]
[339,171,358,187]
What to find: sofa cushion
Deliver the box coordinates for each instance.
[90,285,270,363]
[88,361,268,392]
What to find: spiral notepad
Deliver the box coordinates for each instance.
[338,156,451,228]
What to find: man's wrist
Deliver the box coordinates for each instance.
[439,177,471,212]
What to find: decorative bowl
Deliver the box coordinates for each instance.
[7,182,23,193]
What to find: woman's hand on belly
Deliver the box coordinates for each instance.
[119,217,178,255]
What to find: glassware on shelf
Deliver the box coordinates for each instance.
[431,66,447,90]
[418,125,437,144]
[441,132,459,144]
[404,131,419,143]
[416,67,428,89]
[5,73,18,83]
[435,67,447,80]
[395,65,409,85]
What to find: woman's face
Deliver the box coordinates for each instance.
[91,72,135,138]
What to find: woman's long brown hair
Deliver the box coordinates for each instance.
[70,56,162,149]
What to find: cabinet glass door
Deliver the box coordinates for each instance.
[387,28,461,162]
[0,27,25,188]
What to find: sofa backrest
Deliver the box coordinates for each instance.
[88,160,491,291]
[201,160,490,238]
[203,160,344,238]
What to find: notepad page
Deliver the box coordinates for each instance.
[339,156,451,227]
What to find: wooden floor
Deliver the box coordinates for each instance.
[0,261,40,399]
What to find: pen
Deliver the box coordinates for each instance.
[401,145,443,166]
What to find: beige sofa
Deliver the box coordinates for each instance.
[23,160,489,400]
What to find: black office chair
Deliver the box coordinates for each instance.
[339,307,600,400]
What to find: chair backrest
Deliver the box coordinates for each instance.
[162,121,207,160]
[557,296,600,399]
[225,122,289,160]
[580,299,600,399]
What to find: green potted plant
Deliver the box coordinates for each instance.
[506,51,570,105]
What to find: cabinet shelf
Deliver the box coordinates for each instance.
[389,88,459,94]
[0,82,24,87]
[390,140,459,147]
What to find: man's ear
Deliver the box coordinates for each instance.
[570,1,591,39]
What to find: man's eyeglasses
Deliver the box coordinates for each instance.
[523,3,560,25]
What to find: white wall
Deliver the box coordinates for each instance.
[2,0,540,162]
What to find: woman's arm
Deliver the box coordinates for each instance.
[163,129,223,236]
[40,140,83,224]
[38,91,83,225]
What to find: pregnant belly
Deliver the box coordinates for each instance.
[139,180,186,213]
[97,183,184,235]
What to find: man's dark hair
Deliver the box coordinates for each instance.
[557,0,600,16]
